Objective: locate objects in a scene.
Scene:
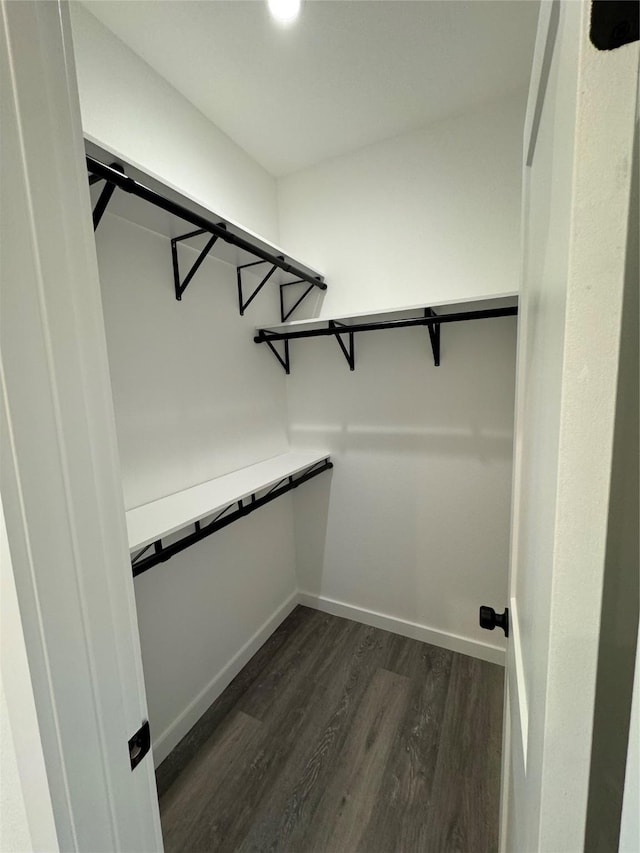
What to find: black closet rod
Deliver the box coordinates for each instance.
[86,156,327,293]
[255,305,518,343]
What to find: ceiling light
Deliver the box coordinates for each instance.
[267,0,300,25]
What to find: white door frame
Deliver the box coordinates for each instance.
[499,0,639,849]
[1,1,162,849]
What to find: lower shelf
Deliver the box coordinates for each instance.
[127,451,332,577]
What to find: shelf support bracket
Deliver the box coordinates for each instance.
[86,156,327,296]
[90,162,124,232]
[425,308,440,366]
[279,279,321,322]
[171,229,221,300]
[263,337,290,374]
[237,259,280,315]
[329,321,355,370]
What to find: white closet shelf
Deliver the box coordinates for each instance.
[127,450,332,575]
[255,292,517,333]
[85,139,326,320]
[254,293,518,373]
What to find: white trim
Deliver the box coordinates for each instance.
[509,598,529,770]
[0,494,58,852]
[498,686,512,853]
[152,591,299,765]
[523,1,560,167]
[619,625,640,853]
[298,592,505,666]
[1,3,162,849]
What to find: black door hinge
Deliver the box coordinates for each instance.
[128,720,151,771]
[591,1,639,50]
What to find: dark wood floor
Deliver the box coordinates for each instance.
[158,606,504,853]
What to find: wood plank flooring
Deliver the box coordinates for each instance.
[158,606,504,853]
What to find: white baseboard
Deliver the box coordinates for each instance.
[151,591,298,766]
[298,591,505,666]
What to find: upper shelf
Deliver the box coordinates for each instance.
[253,294,518,373]
[86,139,326,319]
[127,450,332,575]
[257,293,518,334]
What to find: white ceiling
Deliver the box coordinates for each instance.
[80,0,539,177]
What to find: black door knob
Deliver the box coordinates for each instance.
[479,605,509,637]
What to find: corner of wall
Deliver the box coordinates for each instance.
[69,2,279,242]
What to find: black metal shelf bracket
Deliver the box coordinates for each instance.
[171,227,225,301]
[425,308,441,366]
[279,279,318,322]
[329,321,355,370]
[90,162,124,231]
[264,337,290,375]
[86,157,327,312]
[237,263,325,319]
[237,259,280,315]
[130,458,332,576]
[254,304,517,373]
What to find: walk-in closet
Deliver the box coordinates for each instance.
[4,0,636,851]
[74,1,529,848]
[76,0,527,839]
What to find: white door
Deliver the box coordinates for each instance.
[501,1,639,850]
[1,1,163,849]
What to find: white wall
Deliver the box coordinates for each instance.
[288,315,516,662]
[278,94,524,317]
[95,208,298,763]
[70,3,279,242]
[280,97,522,660]
[96,214,290,507]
